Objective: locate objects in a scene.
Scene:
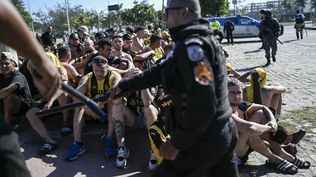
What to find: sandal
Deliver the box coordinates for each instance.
[39,142,59,155]
[292,157,311,169]
[266,160,298,175]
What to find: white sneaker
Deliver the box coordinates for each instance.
[148,151,158,171]
[115,146,129,168]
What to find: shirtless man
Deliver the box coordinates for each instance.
[228,78,310,174]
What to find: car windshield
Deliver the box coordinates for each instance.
[240,17,252,25]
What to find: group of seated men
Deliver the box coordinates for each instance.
[0,25,174,170]
[0,24,311,175]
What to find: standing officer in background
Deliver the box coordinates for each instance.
[224,19,235,45]
[294,10,305,40]
[259,10,280,65]
[0,0,60,176]
[109,0,238,176]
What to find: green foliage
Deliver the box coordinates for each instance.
[11,0,33,27]
[294,0,307,8]
[311,0,316,10]
[30,1,160,32]
[282,0,295,13]
[120,3,157,26]
[200,0,229,17]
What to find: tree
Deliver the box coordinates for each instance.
[294,0,307,12]
[11,0,33,27]
[120,3,157,26]
[310,0,316,10]
[200,0,229,17]
[282,0,295,13]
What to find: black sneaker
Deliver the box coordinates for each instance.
[272,56,276,62]
[39,142,59,155]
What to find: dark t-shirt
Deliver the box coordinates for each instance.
[41,32,55,46]
[0,70,32,107]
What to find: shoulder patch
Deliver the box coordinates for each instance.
[186,45,204,62]
[194,62,213,85]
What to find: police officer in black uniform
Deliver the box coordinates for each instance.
[259,10,280,65]
[109,0,238,176]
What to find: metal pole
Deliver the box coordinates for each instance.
[65,0,71,35]
[27,0,35,34]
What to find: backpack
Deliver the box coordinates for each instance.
[295,14,304,24]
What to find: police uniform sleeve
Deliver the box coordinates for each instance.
[118,60,169,93]
[170,39,217,151]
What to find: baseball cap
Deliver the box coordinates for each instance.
[78,25,90,36]
[1,52,19,67]
[69,33,79,40]
[92,55,108,67]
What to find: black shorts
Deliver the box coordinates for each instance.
[13,101,31,116]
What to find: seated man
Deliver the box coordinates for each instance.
[227,78,310,174]
[57,46,82,84]
[227,66,286,116]
[0,52,32,124]
[243,68,286,117]
[26,51,71,154]
[66,55,121,161]
[111,67,159,169]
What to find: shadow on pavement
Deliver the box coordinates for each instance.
[236,64,268,73]
[282,39,298,44]
[239,164,278,177]
[18,114,152,177]
[243,49,262,54]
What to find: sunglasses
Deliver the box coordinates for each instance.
[165,7,194,16]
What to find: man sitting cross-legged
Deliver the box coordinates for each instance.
[227,78,310,175]
[110,67,159,169]
[65,55,121,161]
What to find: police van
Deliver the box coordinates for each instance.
[208,15,261,41]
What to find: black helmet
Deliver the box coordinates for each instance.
[260,9,265,14]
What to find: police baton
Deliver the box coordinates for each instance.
[36,83,108,120]
[276,37,283,45]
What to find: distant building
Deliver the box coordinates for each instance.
[238,0,313,21]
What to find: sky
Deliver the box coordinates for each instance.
[23,0,165,14]
[23,0,268,15]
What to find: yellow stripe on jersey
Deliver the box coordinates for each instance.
[46,52,64,69]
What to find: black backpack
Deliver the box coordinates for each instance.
[295,14,304,23]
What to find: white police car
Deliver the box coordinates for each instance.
[208,15,261,40]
